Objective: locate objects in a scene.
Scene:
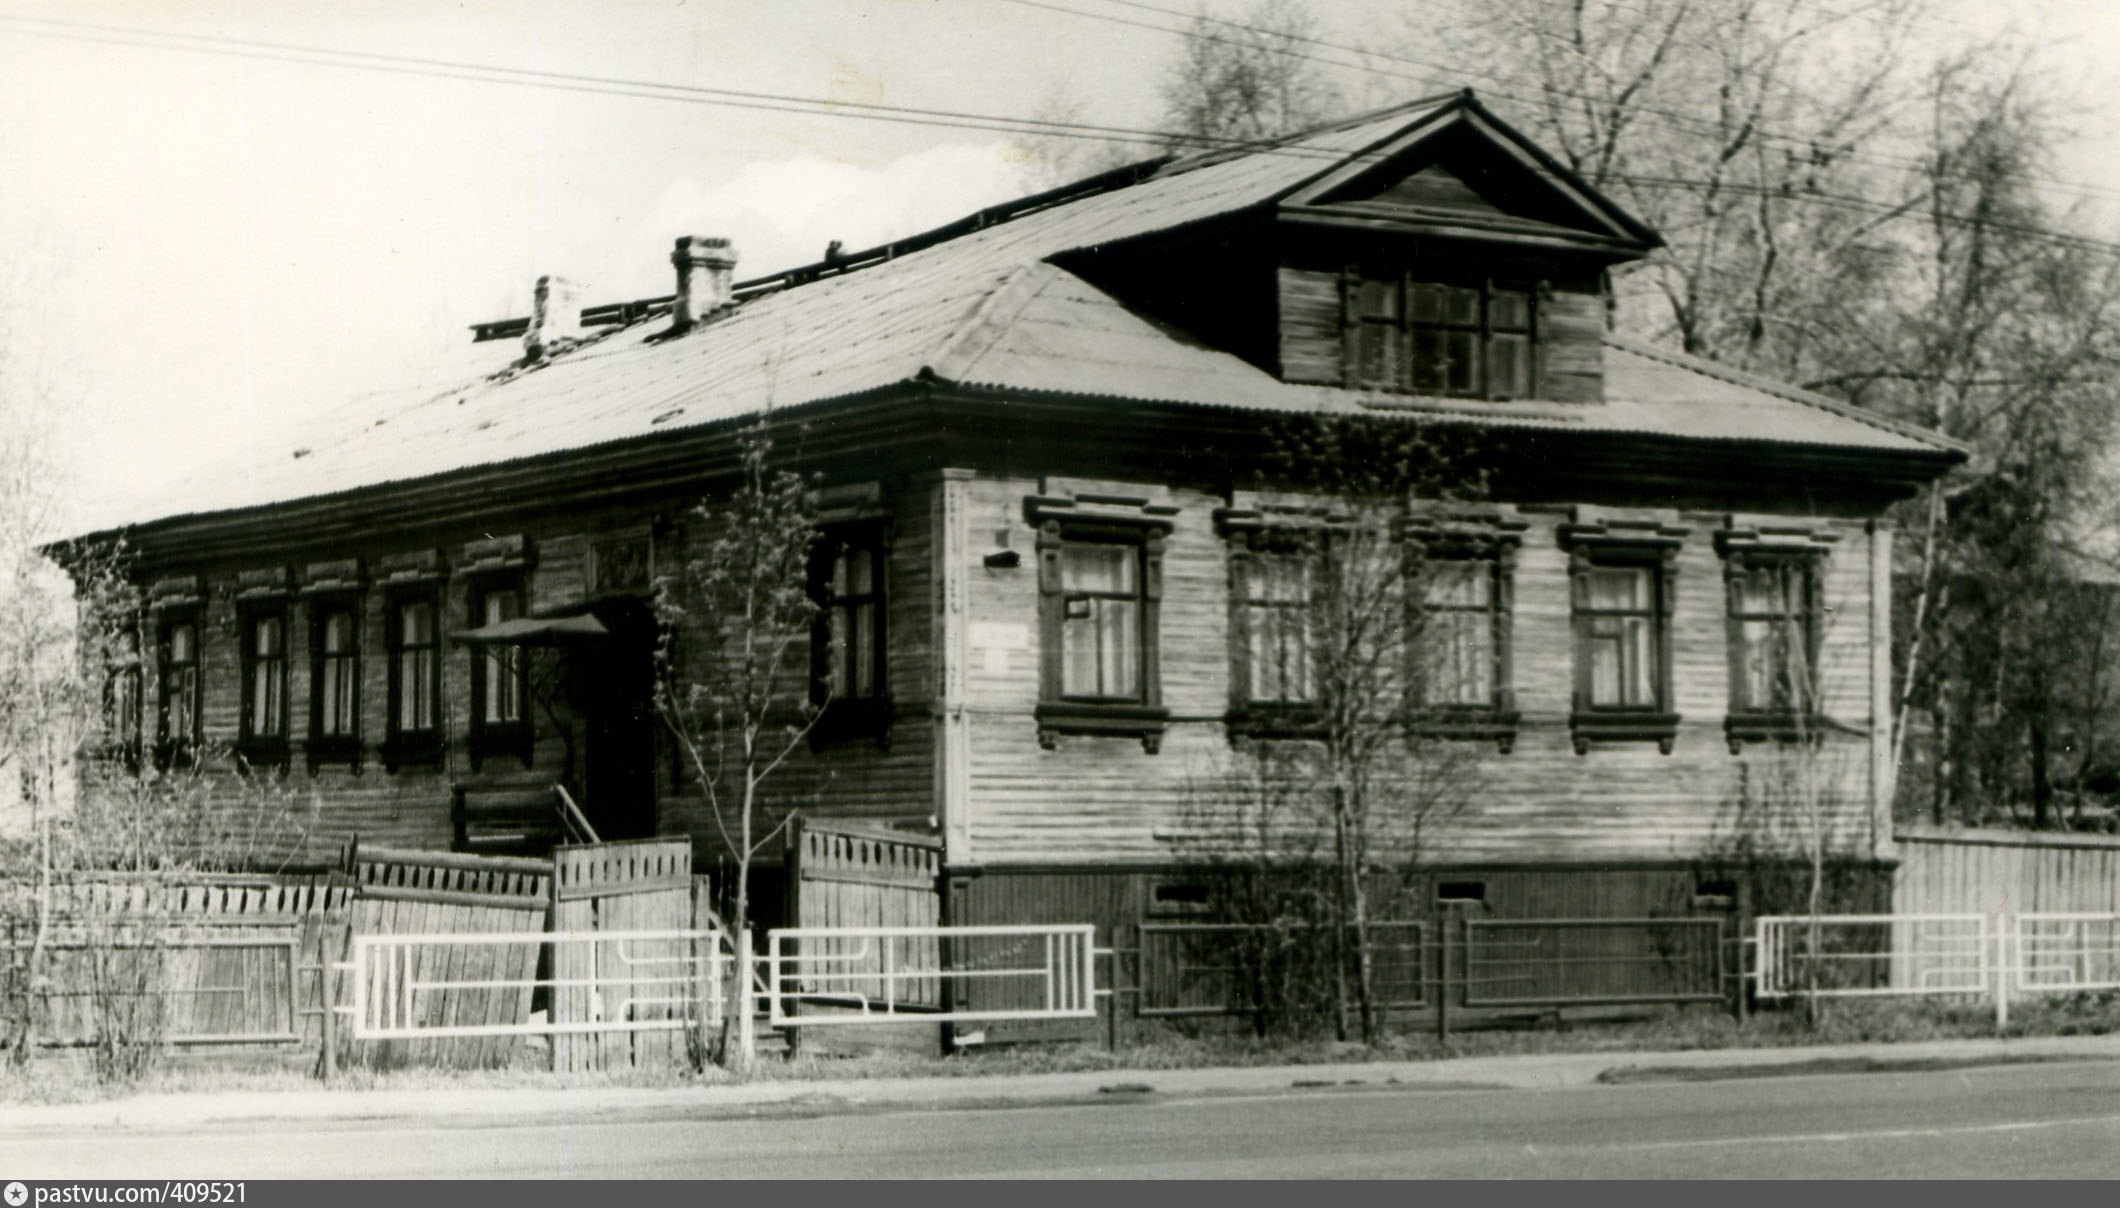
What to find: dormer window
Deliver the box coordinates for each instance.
[1343,273,1539,400]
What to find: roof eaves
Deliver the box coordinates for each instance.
[1605,333,1971,460]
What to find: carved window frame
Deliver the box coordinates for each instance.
[380,553,446,774]
[151,583,203,772]
[1029,493,1175,754]
[1218,506,1329,740]
[1407,508,1528,753]
[235,593,292,773]
[303,561,365,776]
[1717,519,1839,753]
[101,605,144,773]
[1562,514,1688,755]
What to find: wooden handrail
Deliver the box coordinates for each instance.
[554,784,600,845]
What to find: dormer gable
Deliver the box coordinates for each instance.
[1275,93,1660,259]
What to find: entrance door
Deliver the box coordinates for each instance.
[572,597,659,840]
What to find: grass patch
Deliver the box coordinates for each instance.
[4,990,2115,1105]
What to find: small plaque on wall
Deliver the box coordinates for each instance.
[592,534,653,596]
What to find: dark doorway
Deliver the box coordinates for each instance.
[567,596,659,840]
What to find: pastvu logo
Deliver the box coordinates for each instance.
[4,1180,28,1206]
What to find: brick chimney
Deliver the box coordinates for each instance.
[670,236,738,330]
[524,275,583,360]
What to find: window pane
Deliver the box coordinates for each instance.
[398,651,431,730]
[1062,544,1134,594]
[853,602,876,697]
[324,611,352,654]
[1623,616,1653,704]
[1410,329,1447,392]
[1098,599,1139,698]
[1062,613,1100,695]
[171,623,195,663]
[172,668,197,739]
[1445,331,1480,393]
[401,600,432,646]
[484,589,521,627]
[1444,286,1480,325]
[1360,279,1399,319]
[1489,333,1530,397]
[255,616,282,658]
[1408,283,1440,323]
[1426,610,1493,706]
[845,548,873,597]
[1426,560,1489,608]
[1582,567,1649,611]
[1491,290,1530,330]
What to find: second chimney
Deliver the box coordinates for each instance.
[671,236,738,330]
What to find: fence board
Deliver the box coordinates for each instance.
[1894,828,2120,917]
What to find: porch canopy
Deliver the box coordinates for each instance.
[451,612,610,647]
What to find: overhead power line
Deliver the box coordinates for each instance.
[1020,0,2120,208]
[2,8,2117,257]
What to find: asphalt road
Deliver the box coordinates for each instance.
[8,1061,2118,1179]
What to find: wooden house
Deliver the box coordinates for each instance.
[69,92,1964,959]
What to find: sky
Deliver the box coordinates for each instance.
[4,0,2120,533]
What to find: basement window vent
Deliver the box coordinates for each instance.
[1148,881,1212,917]
[1694,879,1738,908]
[1436,880,1486,905]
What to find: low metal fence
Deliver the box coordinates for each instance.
[764,924,1100,1027]
[2011,912,2120,994]
[1463,917,1725,1008]
[1753,913,1989,1000]
[342,928,726,1040]
[1136,921,1427,1017]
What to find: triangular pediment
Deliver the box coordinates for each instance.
[1277,96,1659,252]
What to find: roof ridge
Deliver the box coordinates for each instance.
[1602,332,1970,457]
[1153,90,1466,181]
[923,263,1060,383]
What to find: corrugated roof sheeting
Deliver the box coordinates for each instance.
[85,99,1957,535]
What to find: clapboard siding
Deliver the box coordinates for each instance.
[958,472,1884,870]
[1276,266,1606,403]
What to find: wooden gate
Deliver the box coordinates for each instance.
[783,818,943,1035]
[549,837,706,1072]
[343,844,551,1069]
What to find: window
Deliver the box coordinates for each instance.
[1345,274,1538,399]
[103,621,143,769]
[1563,517,1685,754]
[383,588,442,771]
[1412,550,1521,752]
[1423,559,1496,707]
[308,597,362,772]
[1031,497,1171,752]
[1060,544,1143,701]
[237,603,291,769]
[1580,565,1658,708]
[1240,549,1315,707]
[468,576,532,769]
[1723,551,1825,751]
[155,610,201,769]
[809,527,890,743]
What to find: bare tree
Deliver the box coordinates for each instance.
[1159,0,1342,146]
[1189,416,1486,1043]
[652,422,822,1073]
